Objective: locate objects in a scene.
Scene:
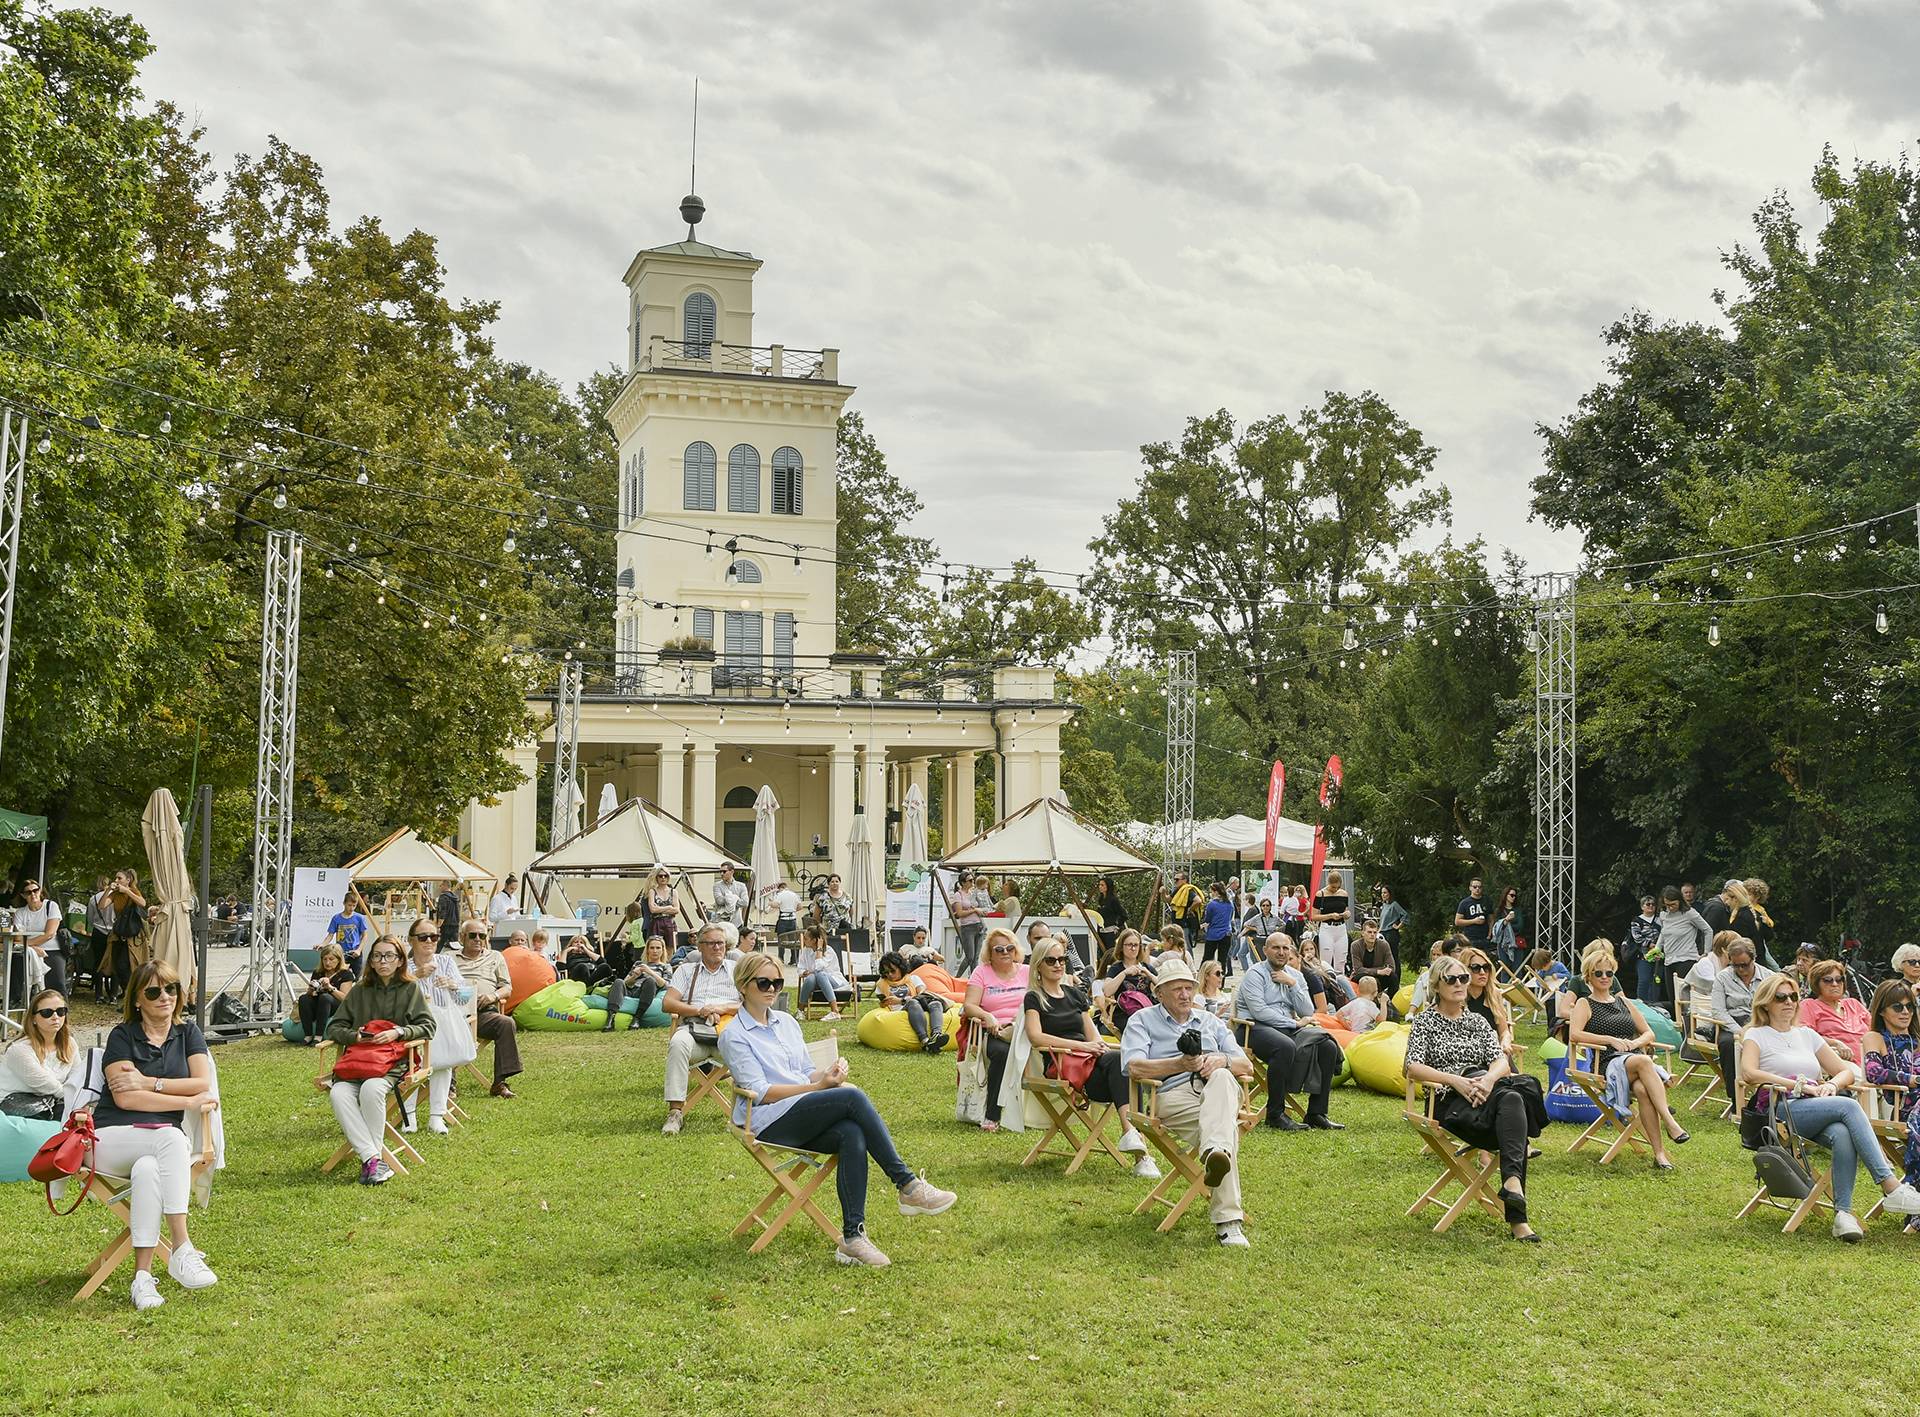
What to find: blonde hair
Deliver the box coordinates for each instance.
[731,951,781,994]
[1460,946,1509,1031]
[1580,939,1619,978]
[1720,879,1755,913]
[983,926,1022,963]
[1752,972,1802,1023]
[1199,960,1224,990]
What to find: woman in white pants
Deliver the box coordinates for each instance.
[324,935,435,1185]
[92,961,219,1311]
[407,923,475,1134]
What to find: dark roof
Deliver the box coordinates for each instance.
[638,239,755,260]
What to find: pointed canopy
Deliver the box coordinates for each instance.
[941,796,1158,876]
[528,796,743,877]
[346,828,494,884]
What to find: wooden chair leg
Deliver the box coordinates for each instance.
[1782,1171,1832,1233]
[735,1153,841,1253]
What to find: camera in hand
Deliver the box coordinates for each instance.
[1177,1027,1204,1058]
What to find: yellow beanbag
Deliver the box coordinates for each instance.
[1346,1020,1410,1097]
[1392,982,1416,1017]
[857,1003,964,1052]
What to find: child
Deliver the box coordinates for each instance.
[1336,975,1382,1033]
[876,950,946,1052]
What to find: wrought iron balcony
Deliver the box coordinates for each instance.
[639,335,838,382]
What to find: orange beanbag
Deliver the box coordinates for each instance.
[502,945,558,1012]
[911,965,968,1005]
[1309,1013,1357,1052]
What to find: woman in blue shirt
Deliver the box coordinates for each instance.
[719,952,958,1267]
[1201,881,1236,977]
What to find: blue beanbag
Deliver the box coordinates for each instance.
[0,1112,61,1183]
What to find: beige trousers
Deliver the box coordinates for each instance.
[1152,1068,1243,1223]
[664,1027,722,1104]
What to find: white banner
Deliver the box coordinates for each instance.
[290,867,351,954]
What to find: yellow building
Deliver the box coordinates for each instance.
[461,195,1071,901]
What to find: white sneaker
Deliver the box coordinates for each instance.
[661,1111,684,1136]
[1116,1127,1147,1155]
[428,1117,449,1135]
[834,1232,891,1267]
[1131,1154,1162,1180]
[1216,1220,1250,1248]
[167,1245,218,1290]
[897,1175,958,1216]
[1833,1211,1864,1243]
[130,1271,164,1311]
[1881,1183,1920,1215]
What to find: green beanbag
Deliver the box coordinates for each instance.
[1630,999,1683,1050]
[582,993,670,1026]
[282,1017,309,1044]
[513,981,606,1031]
[0,1113,61,1182]
[584,992,636,1016]
[1345,1020,1410,1097]
[1539,1036,1568,1062]
[857,1003,963,1051]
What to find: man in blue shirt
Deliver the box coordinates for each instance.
[1232,933,1346,1133]
[1120,959,1254,1248]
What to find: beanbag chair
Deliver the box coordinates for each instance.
[0,1113,61,1182]
[502,946,558,1012]
[584,992,671,1027]
[857,1003,964,1051]
[282,1017,311,1044]
[1539,1036,1568,1062]
[513,981,605,1031]
[1629,998,1683,1050]
[910,965,968,1005]
[1392,982,1416,1017]
[1308,1013,1357,1053]
[1345,1021,1410,1097]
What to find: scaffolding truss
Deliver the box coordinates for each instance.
[1161,649,1196,881]
[550,658,584,844]
[1533,572,1576,965]
[239,530,303,1026]
[0,407,26,765]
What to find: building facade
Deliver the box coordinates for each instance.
[460,203,1070,900]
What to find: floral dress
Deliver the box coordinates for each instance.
[1863,1032,1920,1189]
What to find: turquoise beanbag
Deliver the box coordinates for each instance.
[0,1113,61,1183]
[1629,999,1683,1050]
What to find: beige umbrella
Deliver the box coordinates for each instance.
[846,811,879,939]
[141,787,197,998]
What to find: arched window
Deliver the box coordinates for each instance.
[683,292,716,357]
[727,444,761,513]
[683,441,716,511]
[723,786,758,810]
[727,558,763,585]
[623,449,645,522]
[772,447,804,516]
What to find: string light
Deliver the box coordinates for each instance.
[273,485,287,510]
[1708,616,1720,647]
[1876,602,1888,634]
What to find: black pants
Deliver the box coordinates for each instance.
[1468,1089,1533,1189]
[1714,1021,1747,1102]
[604,975,657,1029]
[1202,936,1232,974]
[297,990,338,1041]
[1243,1024,1338,1123]
[984,1033,1011,1122]
[38,951,67,999]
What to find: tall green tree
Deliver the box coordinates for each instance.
[922,556,1097,665]
[834,411,934,654]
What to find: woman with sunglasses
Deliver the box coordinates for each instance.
[1862,979,1920,1221]
[326,934,435,1184]
[1799,959,1871,1067]
[720,951,957,1266]
[407,923,474,1132]
[1741,973,1920,1240]
[1459,947,1518,1065]
[0,987,77,1118]
[1404,956,1549,1241]
[93,961,218,1309]
[1024,937,1158,1175]
[1565,943,1685,1170]
[962,928,1029,1132]
[645,868,679,958]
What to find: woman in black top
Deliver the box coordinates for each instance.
[1023,938,1155,1176]
[1091,875,1126,957]
[1566,945,1685,1169]
[93,960,219,1308]
[297,942,356,1045]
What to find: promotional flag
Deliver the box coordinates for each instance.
[1262,761,1286,872]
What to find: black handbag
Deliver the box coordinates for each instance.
[1,1091,59,1121]
[1751,1094,1817,1197]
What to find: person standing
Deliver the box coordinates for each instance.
[325,889,372,971]
[770,878,802,952]
[1169,871,1204,952]
[435,883,462,950]
[86,875,116,1002]
[1453,878,1491,950]
[1200,881,1235,976]
[1375,885,1408,957]
[14,877,64,997]
[1622,895,1659,1001]
[711,862,750,929]
[106,870,147,1005]
[1655,885,1710,1016]
[487,875,520,924]
[1490,887,1524,972]
[1310,872,1353,976]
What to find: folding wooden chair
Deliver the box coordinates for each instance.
[1401,1078,1504,1234]
[1496,965,1545,1026]
[72,1052,221,1301]
[1019,1046,1129,1174]
[312,1043,430,1177]
[1859,1078,1912,1226]
[461,1013,495,1092]
[1730,1047,1839,1233]
[1563,1042,1652,1164]
[1673,996,1732,1117]
[1227,1020,1303,1131]
[730,1032,842,1253]
[1129,1074,1249,1234]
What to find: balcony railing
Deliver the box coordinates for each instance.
[640,335,838,382]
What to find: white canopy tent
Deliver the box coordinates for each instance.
[528,796,741,878]
[344,828,495,885]
[1118,814,1352,870]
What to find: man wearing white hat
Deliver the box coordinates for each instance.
[1119,958,1255,1247]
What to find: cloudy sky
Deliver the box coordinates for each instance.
[129,0,1915,582]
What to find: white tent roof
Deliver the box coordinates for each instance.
[1117,814,1352,869]
[528,796,742,877]
[942,796,1159,875]
[346,828,495,884]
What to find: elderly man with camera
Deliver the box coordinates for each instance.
[1118,958,1254,1247]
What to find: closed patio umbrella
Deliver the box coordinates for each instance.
[597,782,619,823]
[750,785,781,912]
[141,787,197,998]
[901,783,929,873]
[846,811,879,939]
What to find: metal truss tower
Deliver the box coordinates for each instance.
[0,408,27,766]
[243,530,303,1024]
[1161,649,1196,881]
[1533,572,1576,965]
[550,658,584,844]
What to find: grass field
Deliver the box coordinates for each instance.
[3,1005,1912,1416]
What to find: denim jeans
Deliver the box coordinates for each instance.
[1782,1094,1895,1212]
[1636,959,1662,1006]
[755,1086,913,1238]
[798,966,852,1011]
[1229,936,1256,975]
[903,996,945,1043]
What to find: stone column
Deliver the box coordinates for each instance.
[689,744,718,842]
[954,750,978,842]
[656,745,685,819]
[829,742,856,877]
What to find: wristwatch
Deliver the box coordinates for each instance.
[153,1077,163,1093]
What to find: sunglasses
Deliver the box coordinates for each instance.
[1888,1001,1915,1012]
[1440,973,1470,986]
[991,945,1017,955]
[1773,993,1800,1004]
[1468,962,1491,974]
[462,932,486,940]
[34,1006,67,1019]
[142,983,182,1000]
[749,976,782,992]
[1590,969,1615,978]
[1041,955,1067,966]
[410,933,436,942]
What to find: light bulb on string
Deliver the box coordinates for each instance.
[1342,620,1357,651]
[35,436,50,454]
[503,531,517,552]
[376,593,385,604]
[1876,602,1888,634]
[355,468,368,486]
[159,417,171,434]
[273,486,287,510]
[1708,616,1720,647]
[347,539,357,554]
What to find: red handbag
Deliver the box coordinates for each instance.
[1052,1050,1098,1091]
[29,1110,97,1216]
[332,1020,408,1081]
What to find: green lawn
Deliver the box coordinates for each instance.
[2,1012,1911,1416]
